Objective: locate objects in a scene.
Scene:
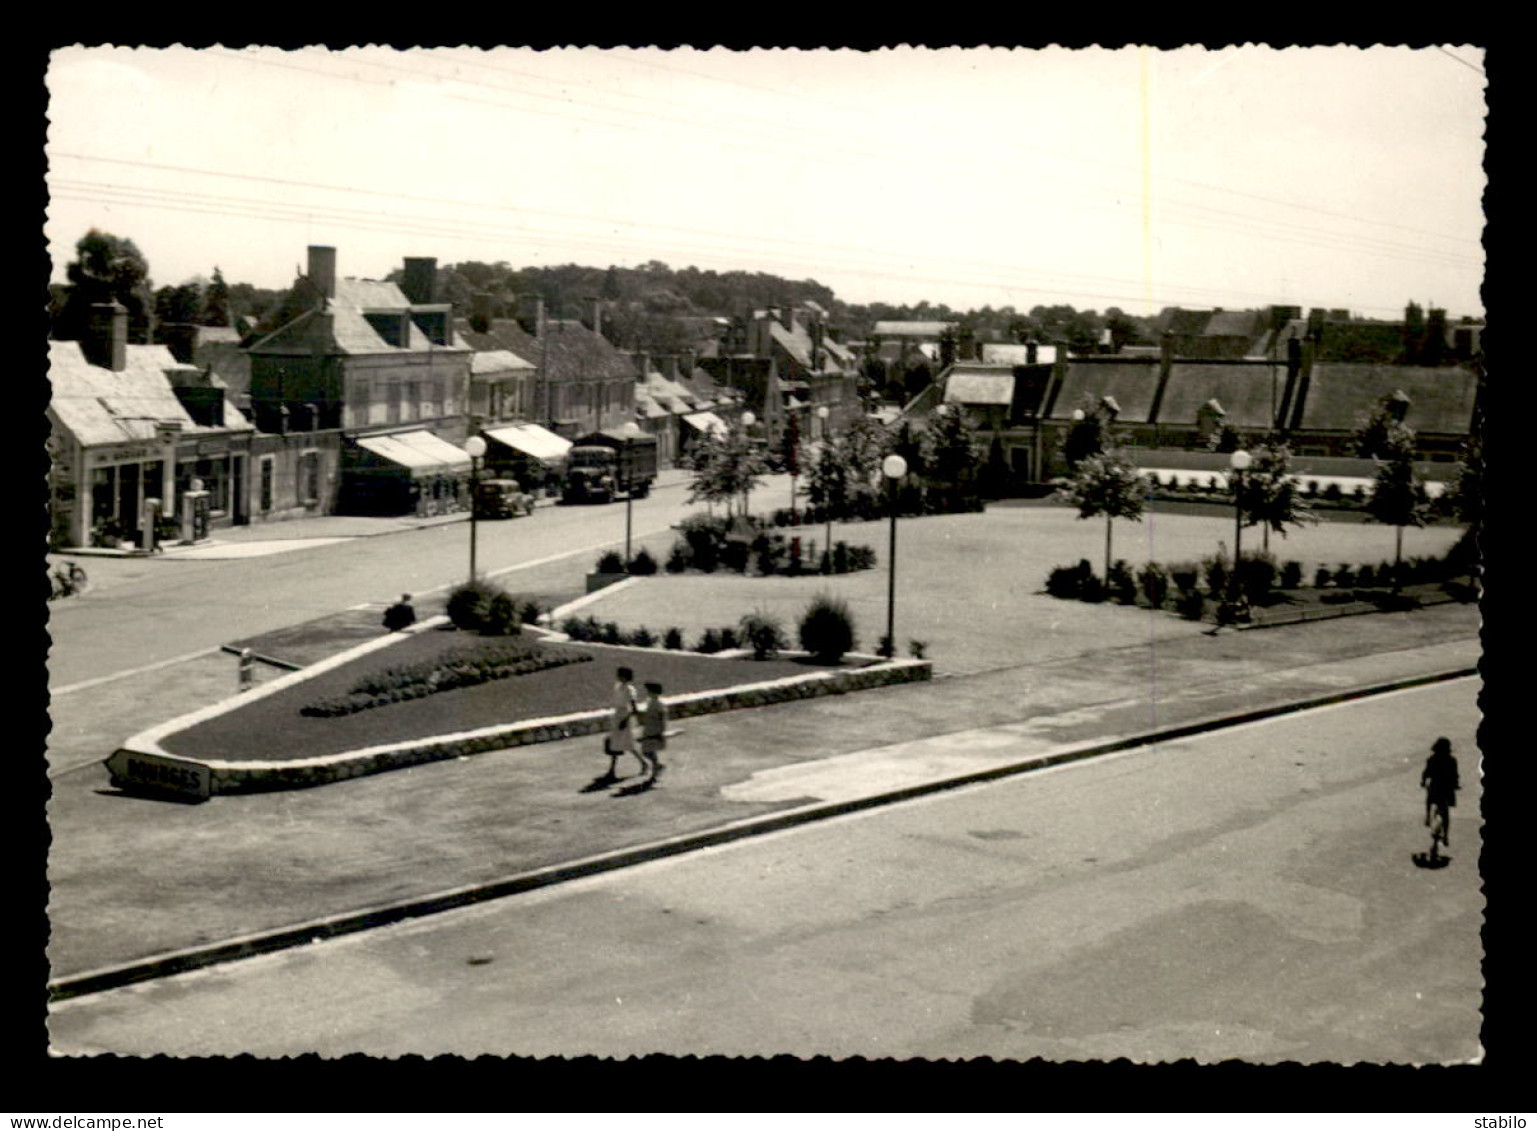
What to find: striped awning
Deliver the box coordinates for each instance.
[356,430,472,475]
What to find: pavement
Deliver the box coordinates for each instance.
[45,567,1481,998]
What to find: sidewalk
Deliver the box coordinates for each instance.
[45,598,1480,994]
[58,467,698,560]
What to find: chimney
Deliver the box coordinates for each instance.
[307,246,337,301]
[470,292,496,334]
[83,301,128,371]
[1026,340,1039,365]
[1306,307,1326,343]
[516,295,545,338]
[782,305,796,333]
[582,297,604,338]
[402,257,438,305]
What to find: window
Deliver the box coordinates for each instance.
[260,457,274,512]
[387,383,402,425]
[299,451,320,504]
[406,382,421,422]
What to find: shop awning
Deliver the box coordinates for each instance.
[482,423,574,464]
[356,430,473,475]
[682,411,728,437]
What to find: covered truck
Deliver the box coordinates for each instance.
[562,430,659,504]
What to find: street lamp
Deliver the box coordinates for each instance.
[1229,448,1252,609]
[817,406,833,570]
[464,435,487,581]
[740,410,756,519]
[882,453,908,658]
[620,421,642,565]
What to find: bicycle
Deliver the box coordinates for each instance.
[48,561,89,601]
[1426,797,1451,861]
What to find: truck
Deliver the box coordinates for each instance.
[562,430,659,504]
[472,477,537,519]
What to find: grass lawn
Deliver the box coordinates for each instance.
[570,503,1470,677]
[161,627,868,763]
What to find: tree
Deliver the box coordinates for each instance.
[54,228,155,343]
[1058,446,1146,579]
[686,423,768,518]
[804,436,852,517]
[1362,421,1431,592]
[841,414,891,513]
[1236,438,1316,551]
[922,405,982,510]
[1207,422,1243,454]
[202,267,232,327]
[154,281,204,326]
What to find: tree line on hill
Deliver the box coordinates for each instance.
[48,229,1155,357]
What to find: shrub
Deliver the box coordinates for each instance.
[697,628,723,654]
[877,633,895,658]
[482,591,523,636]
[1177,588,1206,620]
[756,534,787,576]
[666,540,691,573]
[1333,564,1357,588]
[1080,572,1108,603]
[599,621,623,645]
[799,594,857,663]
[739,610,789,660]
[722,539,751,574]
[1280,561,1303,589]
[1323,482,1343,502]
[1169,562,1200,596]
[594,550,624,574]
[559,615,586,640]
[908,639,928,660]
[581,615,602,642]
[446,580,498,631]
[1236,551,1277,603]
[787,537,805,576]
[720,626,741,651]
[1107,559,1137,605]
[1304,480,1319,497]
[518,599,545,626]
[1351,483,1367,501]
[1314,565,1333,589]
[848,545,877,571]
[1137,562,1170,609]
[1047,559,1095,600]
[832,541,851,574]
[663,627,684,650]
[1356,564,1376,588]
[628,548,658,576]
[631,626,656,648]
[1201,554,1230,598]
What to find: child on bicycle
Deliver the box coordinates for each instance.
[1421,736,1460,853]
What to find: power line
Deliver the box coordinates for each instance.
[195,49,1483,269]
[53,180,1433,317]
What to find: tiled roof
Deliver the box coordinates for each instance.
[1158,363,1282,429]
[1296,364,1479,435]
[1204,310,1262,338]
[1046,360,1163,422]
[249,279,468,357]
[339,278,412,310]
[48,340,251,447]
[943,366,1014,407]
[872,320,954,338]
[471,349,536,374]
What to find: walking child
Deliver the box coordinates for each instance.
[639,681,669,783]
[1421,736,1460,857]
[603,666,647,781]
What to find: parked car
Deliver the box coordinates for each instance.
[473,478,537,519]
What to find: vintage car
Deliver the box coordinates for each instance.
[473,478,537,519]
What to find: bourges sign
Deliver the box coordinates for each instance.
[105,748,212,800]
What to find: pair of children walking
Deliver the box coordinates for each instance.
[604,666,669,786]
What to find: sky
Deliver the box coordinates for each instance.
[44,45,1487,320]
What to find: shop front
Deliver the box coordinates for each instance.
[340,430,474,516]
[479,422,573,496]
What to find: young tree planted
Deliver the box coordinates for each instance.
[1237,438,1316,552]
[1058,446,1146,579]
[1361,421,1432,592]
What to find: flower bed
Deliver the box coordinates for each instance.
[158,627,883,764]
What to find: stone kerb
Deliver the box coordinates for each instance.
[106,622,932,796]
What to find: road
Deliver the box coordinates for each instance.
[45,477,736,689]
[48,679,1482,1063]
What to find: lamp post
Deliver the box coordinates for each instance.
[464,435,487,581]
[740,410,756,519]
[1229,448,1251,608]
[882,453,908,658]
[620,421,641,565]
[817,406,832,570]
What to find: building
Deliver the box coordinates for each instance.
[246,248,475,517]
[47,302,261,549]
[700,303,863,452]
